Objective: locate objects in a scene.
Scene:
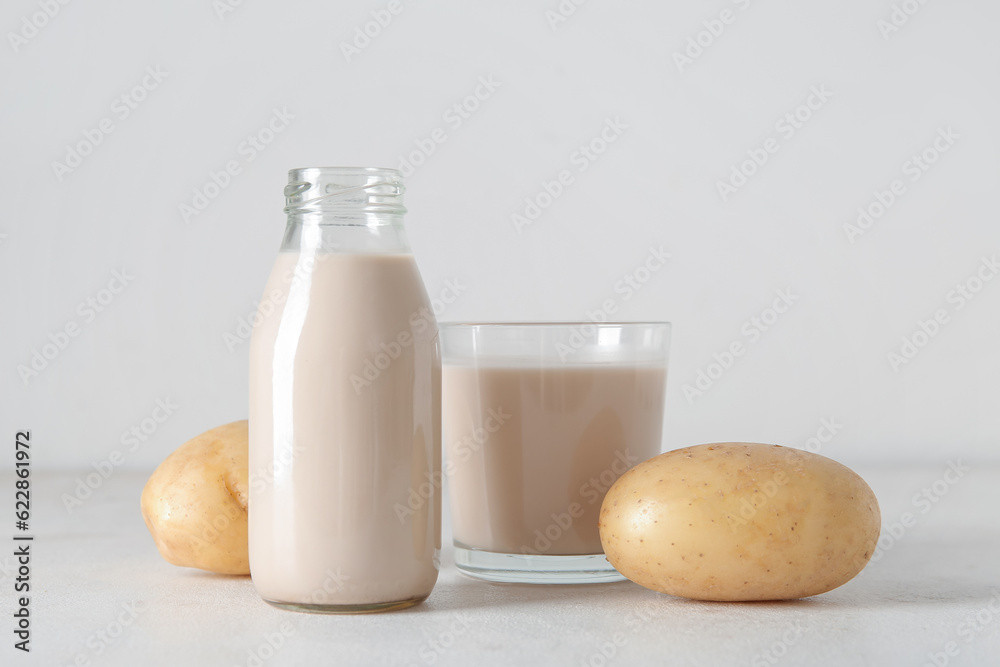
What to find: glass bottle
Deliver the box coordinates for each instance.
[249,167,440,613]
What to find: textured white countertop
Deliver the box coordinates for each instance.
[7,465,999,667]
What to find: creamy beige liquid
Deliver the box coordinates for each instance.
[444,364,666,556]
[249,252,440,607]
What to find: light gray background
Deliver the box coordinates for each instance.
[2,0,998,471]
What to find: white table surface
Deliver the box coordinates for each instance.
[7,465,999,667]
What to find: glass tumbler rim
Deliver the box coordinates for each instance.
[438,321,671,328]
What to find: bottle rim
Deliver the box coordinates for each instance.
[284,166,406,217]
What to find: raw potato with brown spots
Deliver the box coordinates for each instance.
[598,442,880,601]
[141,420,250,575]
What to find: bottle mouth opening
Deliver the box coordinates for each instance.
[284,167,406,216]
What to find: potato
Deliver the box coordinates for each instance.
[141,420,250,575]
[599,442,880,601]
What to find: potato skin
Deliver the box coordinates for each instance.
[141,421,250,575]
[599,443,880,601]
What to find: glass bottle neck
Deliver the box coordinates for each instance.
[279,167,411,254]
[279,216,412,254]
